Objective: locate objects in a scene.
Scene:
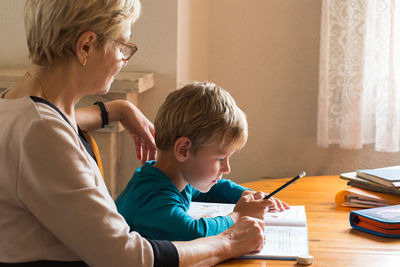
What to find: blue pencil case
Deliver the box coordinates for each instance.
[349,205,400,238]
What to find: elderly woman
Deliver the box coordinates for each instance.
[0,0,265,266]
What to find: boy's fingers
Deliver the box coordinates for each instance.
[241,190,253,197]
[276,199,290,211]
[266,197,279,211]
[253,191,265,200]
[242,193,254,201]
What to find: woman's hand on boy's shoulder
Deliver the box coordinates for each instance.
[119,101,158,164]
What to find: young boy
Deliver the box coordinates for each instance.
[116,82,288,241]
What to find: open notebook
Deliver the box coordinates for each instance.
[187,202,309,260]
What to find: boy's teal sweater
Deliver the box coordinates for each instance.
[115,161,248,241]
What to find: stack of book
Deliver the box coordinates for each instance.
[341,166,400,195]
[337,166,400,208]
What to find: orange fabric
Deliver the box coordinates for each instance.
[354,215,400,234]
[83,132,104,179]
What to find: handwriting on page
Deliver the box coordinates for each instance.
[187,202,310,259]
[264,206,307,227]
[257,227,308,257]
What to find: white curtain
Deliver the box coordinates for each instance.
[318,0,400,152]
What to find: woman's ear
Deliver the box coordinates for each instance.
[174,137,192,162]
[75,31,97,66]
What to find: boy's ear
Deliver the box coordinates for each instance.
[75,30,97,65]
[174,137,192,162]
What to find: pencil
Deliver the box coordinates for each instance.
[263,171,306,199]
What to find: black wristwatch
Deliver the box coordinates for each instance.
[94,101,109,128]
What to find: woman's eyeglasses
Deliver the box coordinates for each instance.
[113,39,138,61]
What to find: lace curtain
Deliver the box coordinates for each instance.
[318,0,400,152]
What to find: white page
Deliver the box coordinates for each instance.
[264,206,306,227]
[188,202,309,260]
[241,226,309,259]
[187,202,234,220]
[188,202,306,227]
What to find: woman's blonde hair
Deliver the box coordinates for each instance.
[24,0,141,66]
[155,82,248,152]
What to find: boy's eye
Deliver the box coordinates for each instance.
[218,158,225,162]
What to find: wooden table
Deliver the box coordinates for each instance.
[217,176,400,267]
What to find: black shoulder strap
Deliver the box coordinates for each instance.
[29,96,96,163]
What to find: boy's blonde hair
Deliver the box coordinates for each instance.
[155,82,248,152]
[24,0,141,66]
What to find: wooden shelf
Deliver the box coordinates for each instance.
[111,71,154,94]
[0,67,154,93]
[0,68,26,89]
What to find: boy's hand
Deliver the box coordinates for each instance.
[229,193,270,222]
[241,190,290,212]
[265,196,290,212]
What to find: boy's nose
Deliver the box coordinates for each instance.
[221,159,231,174]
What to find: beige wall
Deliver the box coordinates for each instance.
[2,0,400,187]
[117,0,180,190]
[0,0,28,67]
[177,0,209,85]
[176,0,400,183]
[207,0,324,181]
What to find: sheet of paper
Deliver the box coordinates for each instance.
[188,202,307,227]
[241,226,309,259]
[264,206,307,227]
[187,202,309,260]
[187,202,234,220]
